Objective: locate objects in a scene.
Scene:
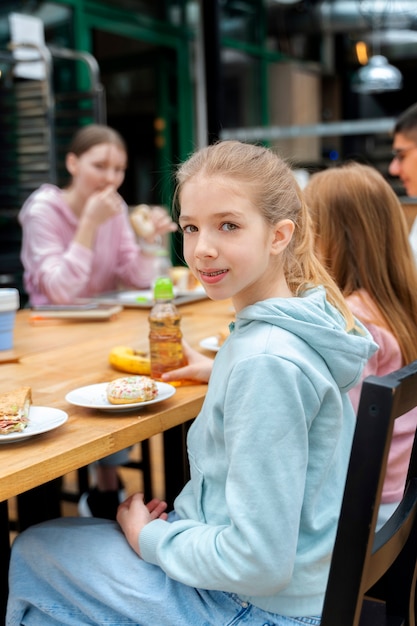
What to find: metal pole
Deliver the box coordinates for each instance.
[201,0,222,144]
[194,1,208,149]
[221,117,396,141]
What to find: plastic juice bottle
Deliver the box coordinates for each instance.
[149,277,186,380]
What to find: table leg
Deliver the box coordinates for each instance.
[16,478,62,531]
[163,420,192,509]
[0,499,10,626]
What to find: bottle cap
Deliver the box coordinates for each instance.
[153,277,174,300]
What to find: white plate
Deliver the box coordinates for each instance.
[199,336,220,353]
[95,288,207,308]
[117,290,153,305]
[116,286,207,300]
[65,381,176,412]
[0,406,68,443]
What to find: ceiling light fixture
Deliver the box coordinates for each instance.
[351,0,403,94]
[352,54,403,93]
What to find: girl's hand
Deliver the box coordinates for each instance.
[161,340,214,384]
[75,186,124,249]
[83,185,124,226]
[117,493,168,556]
[149,206,178,241]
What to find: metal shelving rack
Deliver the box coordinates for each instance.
[0,43,106,300]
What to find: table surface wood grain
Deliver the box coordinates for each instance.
[0,297,234,502]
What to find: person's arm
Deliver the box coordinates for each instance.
[20,185,132,303]
[147,206,178,242]
[21,207,95,304]
[128,357,319,595]
[73,185,125,249]
[112,206,178,290]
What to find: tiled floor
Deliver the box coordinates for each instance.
[8,434,165,542]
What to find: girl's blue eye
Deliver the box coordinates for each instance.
[221,222,237,231]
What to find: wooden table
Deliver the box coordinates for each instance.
[0,297,234,622]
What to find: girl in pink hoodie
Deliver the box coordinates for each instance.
[19,124,176,305]
[305,162,417,527]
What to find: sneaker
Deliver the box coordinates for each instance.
[78,486,126,520]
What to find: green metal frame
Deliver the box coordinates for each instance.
[48,0,287,151]
[49,0,194,206]
[221,9,288,139]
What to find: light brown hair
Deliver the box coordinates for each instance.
[304,162,417,364]
[67,124,127,157]
[174,140,355,329]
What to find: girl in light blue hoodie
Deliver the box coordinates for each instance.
[7,141,376,626]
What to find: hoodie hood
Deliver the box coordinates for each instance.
[237,286,378,393]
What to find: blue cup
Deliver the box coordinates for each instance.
[0,288,19,351]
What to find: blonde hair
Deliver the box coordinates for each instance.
[175,140,355,329]
[304,162,417,364]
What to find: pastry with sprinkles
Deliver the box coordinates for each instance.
[106,376,158,404]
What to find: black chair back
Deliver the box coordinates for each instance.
[321,359,417,626]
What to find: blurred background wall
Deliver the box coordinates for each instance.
[1,0,416,302]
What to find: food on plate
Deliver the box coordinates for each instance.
[109,345,151,375]
[0,386,32,434]
[130,204,155,239]
[169,266,201,292]
[106,376,158,405]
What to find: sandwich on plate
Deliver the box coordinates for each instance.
[0,387,32,435]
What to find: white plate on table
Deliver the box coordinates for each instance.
[95,287,207,308]
[199,336,221,353]
[65,381,176,412]
[116,290,153,305]
[0,406,68,443]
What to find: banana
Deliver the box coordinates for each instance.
[109,345,151,376]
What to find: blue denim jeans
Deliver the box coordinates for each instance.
[98,447,131,467]
[7,517,321,626]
